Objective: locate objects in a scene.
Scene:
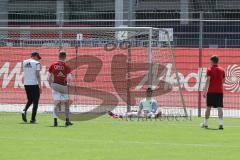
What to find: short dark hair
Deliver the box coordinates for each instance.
[147,87,153,92]
[59,52,66,59]
[31,52,41,60]
[210,55,219,64]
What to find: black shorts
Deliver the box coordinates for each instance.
[207,93,223,108]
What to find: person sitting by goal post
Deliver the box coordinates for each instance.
[137,87,161,119]
[48,51,73,127]
[108,88,161,119]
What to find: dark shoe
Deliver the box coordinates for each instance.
[22,112,27,122]
[107,111,119,118]
[30,120,36,124]
[107,111,115,117]
[54,118,58,127]
[219,125,224,130]
[65,121,73,127]
[200,123,208,129]
[155,112,162,119]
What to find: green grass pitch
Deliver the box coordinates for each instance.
[0,113,240,160]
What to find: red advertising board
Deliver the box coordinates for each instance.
[0,47,239,109]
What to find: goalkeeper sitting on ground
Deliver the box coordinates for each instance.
[108,88,161,119]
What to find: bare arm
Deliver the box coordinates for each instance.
[223,70,225,84]
[203,76,210,98]
[36,70,42,94]
[47,72,54,85]
[67,73,72,85]
[137,102,143,116]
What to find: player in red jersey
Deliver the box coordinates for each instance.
[202,55,225,130]
[48,52,73,127]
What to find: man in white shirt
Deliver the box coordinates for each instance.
[22,52,42,123]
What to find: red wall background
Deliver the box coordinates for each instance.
[0,47,239,109]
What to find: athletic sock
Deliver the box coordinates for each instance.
[204,119,208,126]
[65,107,70,119]
[53,104,59,118]
[219,118,223,126]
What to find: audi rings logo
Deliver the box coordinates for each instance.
[224,64,240,92]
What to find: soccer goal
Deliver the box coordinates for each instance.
[0,27,187,119]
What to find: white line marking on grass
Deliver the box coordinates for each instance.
[0,136,239,149]
[79,120,240,128]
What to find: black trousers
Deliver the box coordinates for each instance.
[24,85,40,121]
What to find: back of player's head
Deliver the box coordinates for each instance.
[59,52,66,59]
[31,52,41,60]
[210,55,219,64]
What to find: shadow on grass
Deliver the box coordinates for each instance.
[47,125,70,128]
[19,122,38,125]
[206,128,221,130]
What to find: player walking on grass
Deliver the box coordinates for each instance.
[22,52,42,123]
[48,52,73,127]
[202,55,225,130]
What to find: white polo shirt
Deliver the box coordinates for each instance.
[23,58,41,85]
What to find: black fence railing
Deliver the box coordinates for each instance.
[0,12,240,48]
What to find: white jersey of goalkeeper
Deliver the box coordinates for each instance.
[138,98,158,113]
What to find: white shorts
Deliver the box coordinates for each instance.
[141,110,158,118]
[51,83,69,101]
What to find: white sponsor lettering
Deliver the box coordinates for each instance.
[136,63,207,92]
[0,62,50,88]
[0,62,234,93]
[40,66,50,88]
[54,65,64,70]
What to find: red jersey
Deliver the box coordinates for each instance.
[49,61,71,85]
[207,65,225,93]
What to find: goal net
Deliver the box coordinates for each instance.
[0,27,187,120]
